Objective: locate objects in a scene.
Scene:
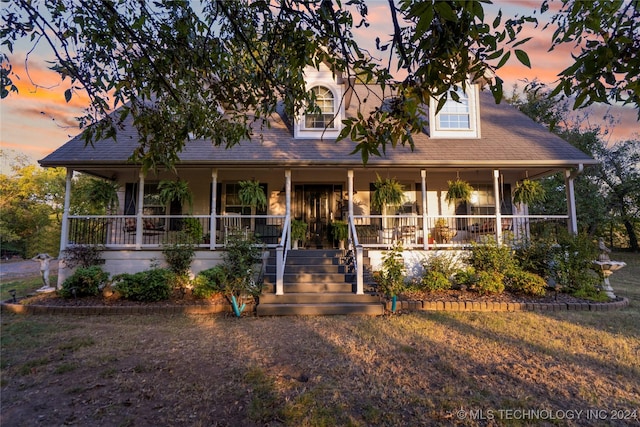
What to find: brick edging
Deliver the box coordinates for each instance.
[1,298,628,316]
[386,298,629,312]
[0,301,254,315]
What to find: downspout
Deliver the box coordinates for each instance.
[57,168,73,289]
[565,164,584,235]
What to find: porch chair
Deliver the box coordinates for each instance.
[223,213,247,244]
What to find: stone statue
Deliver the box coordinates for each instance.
[598,238,611,262]
[32,253,55,292]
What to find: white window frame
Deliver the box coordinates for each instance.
[294,66,344,139]
[429,84,481,138]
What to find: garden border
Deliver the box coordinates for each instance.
[1,298,629,316]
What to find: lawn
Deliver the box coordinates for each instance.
[1,252,639,426]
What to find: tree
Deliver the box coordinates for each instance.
[511,86,640,251]
[545,0,640,116]
[1,0,637,169]
[0,150,66,257]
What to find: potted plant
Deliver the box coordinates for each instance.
[330,220,349,250]
[445,178,473,206]
[513,179,546,207]
[238,179,267,231]
[372,174,405,239]
[433,218,456,244]
[290,219,307,249]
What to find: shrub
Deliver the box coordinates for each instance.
[514,238,554,278]
[505,269,547,296]
[475,271,505,295]
[374,242,406,297]
[59,266,109,298]
[549,232,599,293]
[453,267,477,289]
[114,268,173,302]
[62,245,104,268]
[222,234,265,300]
[419,270,452,291]
[193,265,228,299]
[421,251,458,278]
[469,237,517,275]
[162,237,196,276]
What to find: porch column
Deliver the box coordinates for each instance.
[347,169,363,294]
[347,170,354,217]
[210,169,218,250]
[136,170,145,250]
[493,170,502,244]
[421,170,428,250]
[59,168,73,254]
[285,169,292,250]
[565,165,582,235]
[57,168,73,289]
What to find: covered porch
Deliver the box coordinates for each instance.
[57,165,581,291]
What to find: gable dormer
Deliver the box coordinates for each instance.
[429,83,481,139]
[294,63,345,139]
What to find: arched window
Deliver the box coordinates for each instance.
[305,86,336,129]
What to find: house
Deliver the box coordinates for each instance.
[40,64,597,312]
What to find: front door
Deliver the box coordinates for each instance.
[294,184,343,248]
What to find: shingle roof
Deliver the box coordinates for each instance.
[39,87,596,169]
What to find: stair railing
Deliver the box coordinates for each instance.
[275,215,291,295]
[348,215,364,295]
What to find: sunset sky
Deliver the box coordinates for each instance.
[1,0,637,165]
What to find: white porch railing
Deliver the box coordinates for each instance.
[65,213,568,295]
[65,214,286,249]
[352,214,569,249]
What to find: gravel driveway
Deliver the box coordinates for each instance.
[0,258,59,281]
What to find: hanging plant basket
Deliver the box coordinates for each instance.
[238,180,267,210]
[158,179,193,210]
[371,175,405,212]
[513,179,546,206]
[445,179,473,205]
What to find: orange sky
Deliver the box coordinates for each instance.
[1,0,637,165]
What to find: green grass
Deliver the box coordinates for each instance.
[0,276,56,301]
[1,252,638,426]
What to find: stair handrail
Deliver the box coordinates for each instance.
[275,215,291,295]
[348,215,364,295]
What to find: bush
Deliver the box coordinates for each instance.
[222,234,264,299]
[505,269,547,296]
[374,242,406,297]
[193,265,228,299]
[419,270,452,291]
[475,271,505,295]
[114,268,173,302]
[62,245,104,268]
[162,238,196,276]
[453,267,477,289]
[421,251,458,278]
[514,238,554,278]
[469,237,517,275]
[59,266,109,298]
[550,232,599,293]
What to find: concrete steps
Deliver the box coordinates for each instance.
[258,249,383,316]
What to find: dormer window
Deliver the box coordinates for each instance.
[429,84,480,138]
[305,86,336,129]
[294,64,344,139]
[438,90,470,129]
